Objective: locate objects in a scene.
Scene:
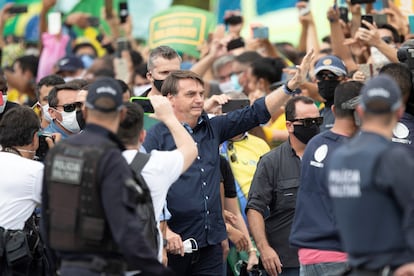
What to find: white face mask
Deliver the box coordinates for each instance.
[0,95,7,113]
[219,80,236,93]
[133,84,152,96]
[56,109,81,133]
[42,104,53,122]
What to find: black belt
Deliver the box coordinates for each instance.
[61,257,126,275]
[348,266,394,276]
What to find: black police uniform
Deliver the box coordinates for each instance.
[328,131,414,274]
[42,123,172,276]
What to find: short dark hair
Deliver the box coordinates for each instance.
[134,63,148,79]
[285,96,315,121]
[251,57,286,84]
[379,62,413,102]
[234,51,262,65]
[48,82,80,107]
[72,42,98,57]
[0,105,40,147]
[334,81,363,118]
[161,70,204,96]
[117,102,144,146]
[117,79,130,94]
[147,46,181,71]
[14,55,39,78]
[36,74,65,100]
[65,79,90,90]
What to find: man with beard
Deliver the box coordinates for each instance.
[314,55,348,132]
[246,96,321,276]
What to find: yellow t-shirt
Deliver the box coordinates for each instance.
[227,134,270,197]
[262,113,288,148]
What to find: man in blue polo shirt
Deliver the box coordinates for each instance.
[143,50,314,276]
[289,81,363,276]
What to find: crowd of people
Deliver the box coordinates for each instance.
[1,0,414,275]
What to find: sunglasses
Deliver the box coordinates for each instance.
[227,142,238,163]
[290,117,324,127]
[316,72,339,81]
[54,102,83,113]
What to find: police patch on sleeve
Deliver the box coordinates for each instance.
[51,155,84,185]
[310,144,328,168]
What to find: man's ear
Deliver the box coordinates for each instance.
[286,121,294,133]
[257,78,267,92]
[48,107,58,120]
[119,106,127,122]
[331,105,336,117]
[146,72,153,82]
[139,129,146,144]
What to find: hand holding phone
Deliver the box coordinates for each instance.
[361,14,373,29]
[339,7,349,23]
[116,37,130,58]
[8,5,28,14]
[298,2,311,16]
[252,26,269,39]
[36,132,55,161]
[119,1,129,24]
[130,97,154,114]
[87,16,100,28]
[47,12,62,35]
[222,99,250,113]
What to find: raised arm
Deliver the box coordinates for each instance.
[149,95,198,173]
[264,49,315,114]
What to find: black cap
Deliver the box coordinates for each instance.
[86,77,123,112]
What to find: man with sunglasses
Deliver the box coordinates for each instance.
[44,82,83,139]
[290,81,363,276]
[246,96,321,276]
[314,55,348,132]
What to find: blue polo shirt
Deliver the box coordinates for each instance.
[43,120,70,139]
[143,97,270,248]
[290,130,349,251]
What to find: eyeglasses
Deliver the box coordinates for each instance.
[53,102,83,112]
[316,72,339,81]
[381,36,393,44]
[290,117,324,127]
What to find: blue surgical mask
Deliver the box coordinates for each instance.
[79,54,95,69]
[230,74,243,93]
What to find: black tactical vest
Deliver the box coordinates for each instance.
[43,141,118,253]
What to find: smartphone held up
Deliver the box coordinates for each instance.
[130,97,154,114]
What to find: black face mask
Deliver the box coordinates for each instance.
[293,124,320,144]
[76,110,86,130]
[153,78,164,93]
[318,80,340,107]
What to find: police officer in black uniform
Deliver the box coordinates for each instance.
[327,75,414,276]
[41,77,173,275]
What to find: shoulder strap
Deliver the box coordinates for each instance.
[130,152,150,175]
